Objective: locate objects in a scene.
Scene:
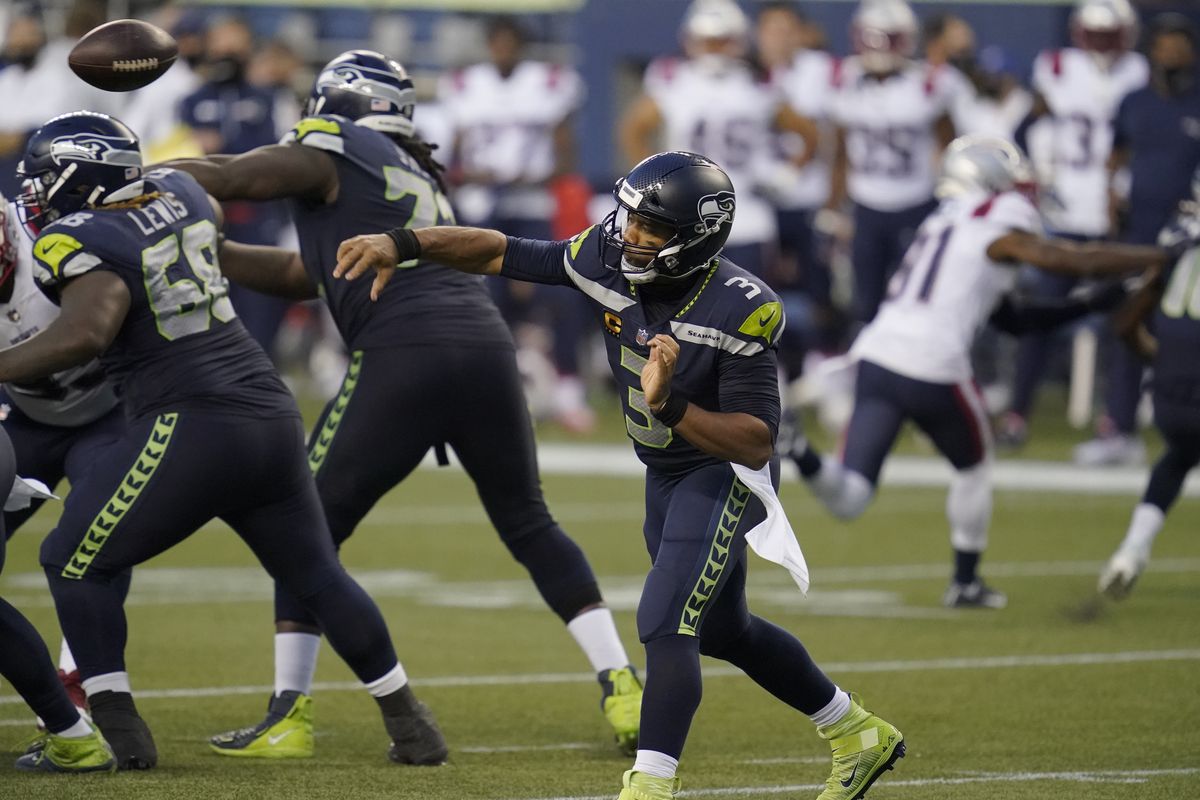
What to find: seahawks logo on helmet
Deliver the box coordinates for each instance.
[48,134,141,167]
[696,191,736,234]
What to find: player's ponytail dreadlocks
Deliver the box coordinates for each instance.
[398,136,448,195]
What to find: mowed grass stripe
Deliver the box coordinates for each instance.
[2,648,1195,708]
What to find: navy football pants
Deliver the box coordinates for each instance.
[0,426,92,733]
[276,345,601,626]
[637,462,836,758]
[851,199,937,323]
[39,411,398,684]
[0,390,126,534]
[844,360,992,485]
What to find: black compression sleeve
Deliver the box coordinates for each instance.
[717,349,781,440]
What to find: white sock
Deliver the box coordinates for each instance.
[58,639,77,673]
[947,462,992,553]
[82,671,131,696]
[363,663,408,698]
[275,632,322,696]
[567,607,630,673]
[808,687,851,728]
[52,714,94,739]
[632,749,679,779]
[1123,503,1165,553]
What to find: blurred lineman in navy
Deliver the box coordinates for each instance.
[0,191,127,715]
[1100,171,1200,598]
[783,136,1177,610]
[179,15,294,354]
[8,110,446,770]
[170,50,641,758]
[336,151,906,800]
[1089,15,1200,470]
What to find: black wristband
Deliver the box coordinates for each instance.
[384,227,422,262]
[650,392,689,427]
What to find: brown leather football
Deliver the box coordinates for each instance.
[68,19,178,92]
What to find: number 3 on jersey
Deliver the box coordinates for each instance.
[141,219,235,341]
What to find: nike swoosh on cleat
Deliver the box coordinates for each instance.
[840,756,862,788]
[267,731,295,746]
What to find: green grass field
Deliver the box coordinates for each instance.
[1,411,1198,799]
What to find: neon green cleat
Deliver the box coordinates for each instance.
[815,694,905,800]
[14,729,116,773]
[599,666,642,756]
[616,769,680,799]
[209,691,314,759]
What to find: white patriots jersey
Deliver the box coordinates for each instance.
[438,61,583,186]
[1032,48,1148,236]
[829,58,957,211]
[852,190,1042,383]
[644,57,783,245]
[769,50,835,210]
[0,203,117,427]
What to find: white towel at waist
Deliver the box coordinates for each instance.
[732,462,809,595]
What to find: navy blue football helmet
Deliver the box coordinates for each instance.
[600,151,736,283]
[306,50,417,138]
[17,111,143,236]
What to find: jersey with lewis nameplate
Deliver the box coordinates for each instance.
[502,226,782,474]
[281,115,510,350]
[31,168,295,420]
[1,199,116,427]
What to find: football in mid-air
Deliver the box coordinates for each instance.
[68,19,178,92]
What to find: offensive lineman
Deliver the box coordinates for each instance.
[7,110,446,770]
[171,50,641,758]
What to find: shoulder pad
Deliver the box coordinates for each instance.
[32,227,103,286]
[283,115,348,153]
[566,225,597,265]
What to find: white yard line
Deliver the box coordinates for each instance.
[524,768,1200,800]
[417,443,1200,497]
[459,743,595,754]
[2,648,1197,708]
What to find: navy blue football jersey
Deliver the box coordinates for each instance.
[32,168,295,419]
[1155,243,1200,400]
[503,226,783,474]
[282,115,510,350]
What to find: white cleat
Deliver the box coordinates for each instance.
[1098,548,1148,600]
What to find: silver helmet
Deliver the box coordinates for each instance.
[935,135,1036,200]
